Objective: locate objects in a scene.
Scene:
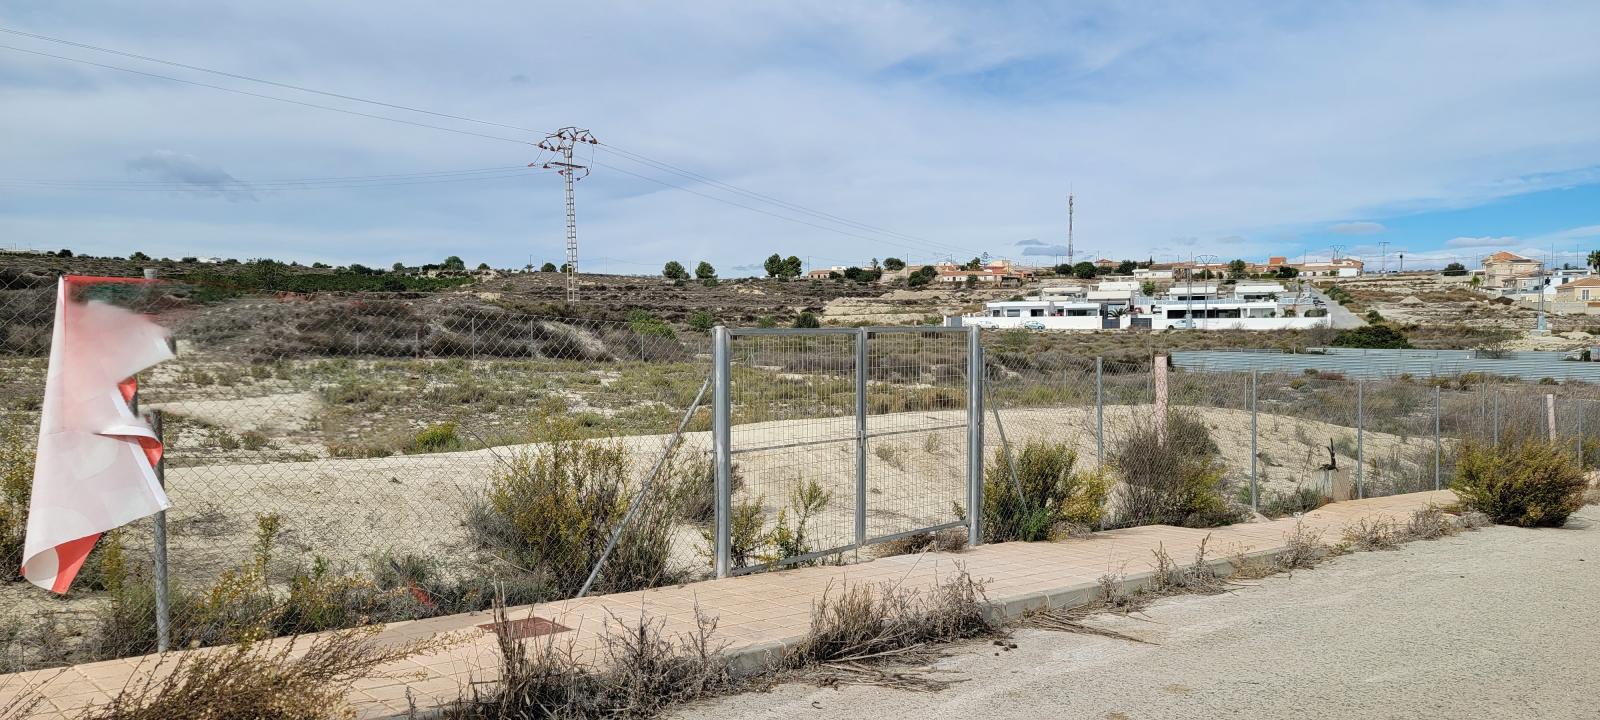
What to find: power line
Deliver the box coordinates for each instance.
[0,43,540,147]
[0,166,531,187]
[0,168,553,192]
[0,29,982,257]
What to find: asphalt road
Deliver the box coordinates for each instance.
[1307,284,1366,329]
[675,507,1599,720]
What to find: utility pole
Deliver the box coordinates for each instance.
[1378,241,1390,274]
[534,127,598,303]
[1398,252,1405,273]
[1066,194,1075,268]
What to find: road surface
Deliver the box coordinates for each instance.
[675,507,1599,720]
[1308,284,1365,329]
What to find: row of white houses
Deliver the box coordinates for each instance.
[956,280,1331,331]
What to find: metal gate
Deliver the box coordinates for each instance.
[710,326,981,577]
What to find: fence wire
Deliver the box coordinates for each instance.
[6,268,1600,675]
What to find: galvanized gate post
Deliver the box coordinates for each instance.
[1356,380,1365,499]
[1578,400,1586,465]
[1249,368,1258,514]
[1095,357,1104,468]
[711,326,733,578]
[1492,389,1500,445]
[966,326,984,547]
[854,328,869,549]
[1433,385,1442,491]
[151,410,170,652]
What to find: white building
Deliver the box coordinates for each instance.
[1133,268,1174,280]
[1232,281,1285,301]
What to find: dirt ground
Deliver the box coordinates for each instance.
[1318,272,1599,350]
[675,506,1600,720]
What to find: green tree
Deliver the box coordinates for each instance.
[1072,261,1097,279]
[1276,265,1300,279]
[1117,260,1137,274]
[1588,250,1600,273]
[1140,280,1157,296]
[1227,259,1247,279]
[1441,262,1467,276]
[963,257,984,271]
[477,262,491,271]
[392,262,405,272]
[541,262,558,272]
[687,310,716,332]
[965,274,978,288]
[57,249,73,258]
[662,261,690,280]
[694,261,716,280]
[883,257,906,271]
[129,251,150,262]
[442,255,466,271]
[907,266,938,287]
[782,256,804,278]
[763,253,784,277]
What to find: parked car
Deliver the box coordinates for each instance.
[1022,320,1046,330]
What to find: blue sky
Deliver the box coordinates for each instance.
[1,1,1597,274]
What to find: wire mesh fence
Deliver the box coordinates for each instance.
[6,268,1600,674]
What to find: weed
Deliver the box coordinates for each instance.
[1,417,33,581]
[446,599,731,719]
[239,430,271,451]
[407,422,462,453]
[78,628,432,720]
[870,527,968,559]
[1405,505,1458,540]
[785,570,992,668]
[1339,517,1401,552]
[1276,521,1327,571]
[922,431,943,455]
[874,442,908,472]
[1452,439,1586,527]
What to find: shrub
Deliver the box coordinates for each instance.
[979,440,1107,542]
[472,416,685,596]
[676,457,744,525]
[785,570,992,669]
[1331,324,1412,349]
[1110,411,1240,528]
[407,422,462,453]
[1452,439,1586,527]
[1,418,33,582]
[792,312,821,329]
[686,310,716,332]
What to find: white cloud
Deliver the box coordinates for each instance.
[1330,221,1386,235]
[0,1,1597,270]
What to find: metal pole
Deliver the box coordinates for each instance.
[1095,357,1104,468]
[1440,385,1452,492]
[1578,399,1586,465]
[711,326,732,578]
[854,328,868,550]
[1547,393,1557,443]
[577,376,710,598]
[1249,369,1258,513]
[151,410,170,652]
[966,326,984,547]
[1356,380,1365,499]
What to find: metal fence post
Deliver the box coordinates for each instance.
[1356,379,1365,499]
[1095,357,1104,469]
[854,327,868,550]
[966,325,984,547]
[1249,368,1258,514]
[1578,399,1586,465]
[151,409,170,652]
[1492,389,1500,445]
[1433,385,1442,492]
[1546,393,1557,443]
[711,326,732,578]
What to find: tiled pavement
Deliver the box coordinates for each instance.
[0,490,1456,718]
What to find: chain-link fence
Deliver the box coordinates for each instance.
[5,269,1600,674]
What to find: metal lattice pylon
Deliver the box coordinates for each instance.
[535,127,598,302]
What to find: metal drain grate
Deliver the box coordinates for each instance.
[476,616,572,639]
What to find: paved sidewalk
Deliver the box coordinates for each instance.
[0,491,1453,718]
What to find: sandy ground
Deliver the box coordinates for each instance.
[675,505,1600,720]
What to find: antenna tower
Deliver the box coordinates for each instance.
[534,127,598,302]
[1066,194,1075,268]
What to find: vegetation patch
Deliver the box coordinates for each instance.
[1452,439,1586,527]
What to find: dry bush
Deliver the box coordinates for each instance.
[1452,439,1586,528]
[77,628,431,720]
[1110,411,1242,529]
[1276,521,1327,571]
[870,527,968,559]
[446,601,731,720]
[470,415,686,596]
[785,569,993,668]
[979,440,1108,542]
[1405,506,1458,540]
[1340,517,1402,552]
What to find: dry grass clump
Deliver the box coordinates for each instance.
[1452,439,1587,528]
[1339,517,1402,552]
[0,416,33,582]
[1147,536,1224,595]
[1405,506,1459,540]
[870,527,968,559]
[785,569,993,669]
[446,601,732,720]
[1275,521,1328,571]
[76,629,431,720]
